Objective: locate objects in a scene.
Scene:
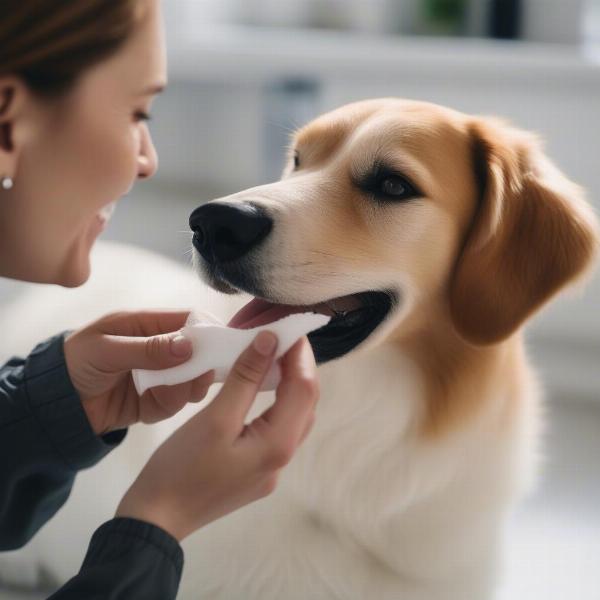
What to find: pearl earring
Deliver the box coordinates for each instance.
[1,177,13,190]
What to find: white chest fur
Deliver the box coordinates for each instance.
[178,344,540,600]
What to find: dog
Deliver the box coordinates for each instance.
[0,98,598,599]
[181,97,599,599]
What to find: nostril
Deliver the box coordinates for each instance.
[192,229,204,247]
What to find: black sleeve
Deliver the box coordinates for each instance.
[0,332,127,551]
[48,517,183,600]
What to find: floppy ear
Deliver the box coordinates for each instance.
[450,118,599,345]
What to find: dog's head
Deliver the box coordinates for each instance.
[190,99,599,363]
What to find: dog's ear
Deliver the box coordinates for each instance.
[450,118,599,345]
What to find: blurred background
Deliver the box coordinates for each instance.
[1,1,599,599]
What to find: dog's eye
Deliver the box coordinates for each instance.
[380,176,412,197]
[293,151,300,170]
[358,164,421,202]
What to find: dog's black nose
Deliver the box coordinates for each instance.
[189,202,273,264]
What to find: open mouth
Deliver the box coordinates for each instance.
[226,289,397,364]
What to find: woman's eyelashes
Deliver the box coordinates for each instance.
[134,110,152,122]
[357,163,422,202]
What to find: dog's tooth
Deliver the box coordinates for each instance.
[305,297,360,318]
[324,302,347,318]
[310,302,336,317]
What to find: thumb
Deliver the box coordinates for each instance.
[207,330,278,434]
[97,331,193,372]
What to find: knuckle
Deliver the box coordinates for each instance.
[96,310,142,336]
[201,370,216,384]
[232,355,265,386]
[262,444,293,470]
[144,335,164,361]
[193,376,212,397]
[104,310,130,321]
[198,385,211,400]
[98,310,130,329]
[258,474,279,498]
[292,375,320,403]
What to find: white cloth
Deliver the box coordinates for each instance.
[132,312,330,395]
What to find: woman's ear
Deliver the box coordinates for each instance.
[449,117,600,345]
[0,76,29,174]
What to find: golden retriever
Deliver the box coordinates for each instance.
[180,98,599,599]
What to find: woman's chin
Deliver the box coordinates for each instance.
[57,228,97,287]
[57,260,91,288]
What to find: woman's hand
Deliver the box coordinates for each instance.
[116,331,319,542]
[64,310,215,435]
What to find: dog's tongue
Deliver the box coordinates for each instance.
[227,297,314,330]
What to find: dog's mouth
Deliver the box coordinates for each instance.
[226,289,397,364]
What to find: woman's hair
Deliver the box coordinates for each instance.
[0,0,143,99]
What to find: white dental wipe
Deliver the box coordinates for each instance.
[131,312,330,396]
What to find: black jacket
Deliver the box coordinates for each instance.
[0,332,183,599]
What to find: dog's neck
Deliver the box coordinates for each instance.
[387,295,523,437]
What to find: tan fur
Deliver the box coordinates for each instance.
[395,306,514,437]
[451,119,600,345]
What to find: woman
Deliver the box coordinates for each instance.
[0,1,319,598]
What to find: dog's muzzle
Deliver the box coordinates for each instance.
[189,200,397,364]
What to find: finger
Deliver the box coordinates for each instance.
[279,336,317,382]
[95,330,193,372]
[298,411,316,446]
[206,330,278,436]
[147,380,192,419]
[144,369,215,420]
[96,310,192,338]
[190,370,216,402]
[255,337,319,452]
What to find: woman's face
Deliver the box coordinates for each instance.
[0,0,166,287]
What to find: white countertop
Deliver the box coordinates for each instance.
[168,24,600,85]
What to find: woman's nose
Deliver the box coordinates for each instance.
[137,127,158,179]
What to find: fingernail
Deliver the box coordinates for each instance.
[299,337,316,376]
[171,334,192,357]
[253,331,277,356]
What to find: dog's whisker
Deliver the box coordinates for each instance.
[264,119,299,136]
[271,261,319,268]
[307,250,343,258]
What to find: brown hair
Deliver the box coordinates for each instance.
[0,0,143,98]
